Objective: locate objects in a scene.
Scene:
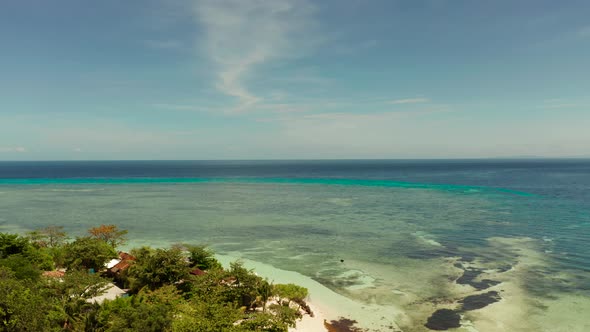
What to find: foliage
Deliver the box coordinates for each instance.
[88,224,128,248]
[27,225,68,248]
[171,300,243,332]
[45,269,111,330]
[237,312,287,332]
[126,247,190,292]
[90,286,182,332]
[224,261,271,309]
[273,283,309,304]
[184,244,222,271]
[27,226,69,268]
[0,233,30,258]
[51,269,110,302]
[47,245,67,268]
[0,267,54,331]
[0,232,53,270]
[0,228,310,332]
[0,254,41,281]
[63,236,117,271]
[267,303,300,329]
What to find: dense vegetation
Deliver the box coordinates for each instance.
[0,225,309,332]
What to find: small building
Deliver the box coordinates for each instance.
[107,251,136,277]
[105,258,121,269]
[87,283,127,304]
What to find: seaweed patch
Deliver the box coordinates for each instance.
[459,291,502,311]
[424,309,461,330]
[456,268,502,290]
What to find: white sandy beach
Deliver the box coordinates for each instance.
[288,301,328,332]
[216,254,403,331]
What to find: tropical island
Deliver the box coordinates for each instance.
[0,224,319,331]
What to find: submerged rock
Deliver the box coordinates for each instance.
[460,291,501,311]
[456,268,501,290]
[424,309,461,330]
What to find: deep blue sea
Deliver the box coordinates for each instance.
[1,159,589,331]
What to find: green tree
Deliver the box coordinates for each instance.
[238,307,299,332]
[126,247,190,292]
[273,283,308,306]
[172,300,243,332]
[27,226,68,269]
[225,261,272,310]
[0,232,53,271]
[267,303,300,330]
[184,244,222,271]
[0,233,29,258]
[45,269,110,330]
[63,237,117,271]
[90,285,182,332]
[0,254,41,281]
[0,267,53,331]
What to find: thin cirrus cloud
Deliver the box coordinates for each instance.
[194,0,316,112]
[151,103,212,112]
[540,99,580,109]
[0,147,26,153]
[388,98,430,105]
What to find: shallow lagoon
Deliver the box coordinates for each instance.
[1,160,589,331]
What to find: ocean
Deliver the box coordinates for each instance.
[1,159,589,331]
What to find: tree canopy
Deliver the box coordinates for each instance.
[27,225,68,248]
[126,247,190,292]
[184,244,222,271]
[0,226,310,332]
[88,224,128,248]
[64,236,118,272]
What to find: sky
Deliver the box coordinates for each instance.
[1,0,589,160]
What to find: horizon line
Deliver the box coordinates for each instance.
[1,157,590,163]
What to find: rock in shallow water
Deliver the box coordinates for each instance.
[459,291,501,311]
[424,309,461,330]
[456,268,502,290]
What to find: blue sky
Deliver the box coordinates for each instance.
[1,0,589,160]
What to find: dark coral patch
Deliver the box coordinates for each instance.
[424,309,461,330]
[456,268,501,290]
[459,291,501,311]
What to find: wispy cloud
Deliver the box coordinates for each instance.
[0,147,26,153]
[389,98,430,105]
[541,99,581,109]
[151,103,212,112]
[194,0,317,112]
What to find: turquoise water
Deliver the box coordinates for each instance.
[1,160,589,331]
[0,176,531,196]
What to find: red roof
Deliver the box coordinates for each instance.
[190,268,206,276]
[112,260,132,271]
[118,252,136,261]
[42,270,65,278]
[110,252,136,273]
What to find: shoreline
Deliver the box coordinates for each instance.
[289,301,328,332]
[216,254,403,331]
